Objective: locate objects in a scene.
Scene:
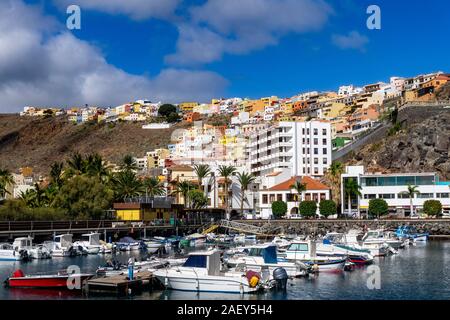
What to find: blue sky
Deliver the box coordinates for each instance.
[1,0,449,112]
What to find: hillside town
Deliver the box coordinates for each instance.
[4,70,450,220]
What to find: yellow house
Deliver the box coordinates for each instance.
[113,202,179,221]
[322,102,351,119]
[179,102,199,112]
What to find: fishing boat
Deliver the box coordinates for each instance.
[283,240,347,272]
[43,234,78,257]
[343,230,389,257]
[179,233,207,248]
[316,233,374,265]
[0,243,29,261]
[226,244,311,277]
[142,238,166,254]
[153,250,265,293]
[73,233,102,254]
[4,269,93,289]
[116,236,144,251]
[12,237,51,259]
[395,226,429,243]
[362,229,405,249]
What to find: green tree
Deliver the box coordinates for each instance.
[271,201,287,219]
[236,172,256,216]
[172,181,194,208]
[290,179,307,210]
[66,152,86,177]
[299,201,317,218]
[0,168,14,198]
[188,189,208,209]
[193,164,211,193]
[143,177,165,197]
[344,178,362,218]
[167,112,181,123]
[49,162,64,188]
[112,170,143,201]
[86,153,111,182]
[368,198,389,218]
[400,185,420,217]
[120,154,138,172]
[324,161,344,207]
[218,165,237,217]
[423,200,442,217]
[53,175,114,219]
[319,200,337,218]
[158,104,177,118]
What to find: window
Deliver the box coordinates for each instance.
[322,129,327,135]
[269,194,275,203]
[323,148,327,155]
[314,167,319,175]
[288,243,309,252]
[262,195,268,204]
[437,193,450,198]
[364,194,377,199]
[183,255,207,268]
[277,194,283,201]
[314,128,318,135]
[323,158,328,165]
[314,158,319,164]
[398,193,410,199]
[314,148,318,155]
[322,138,327,145]
[379,194,395,199]
[314,138,318,145]
[417,193,433,199]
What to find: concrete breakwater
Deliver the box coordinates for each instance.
[240,219,450,237]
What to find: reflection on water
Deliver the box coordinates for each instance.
[1,242,450,300]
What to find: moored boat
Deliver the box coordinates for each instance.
[4,269,94,289]
[0,243,29,261]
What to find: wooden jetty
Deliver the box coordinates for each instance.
[84,271,155,295]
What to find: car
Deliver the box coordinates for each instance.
[289,214,303,220]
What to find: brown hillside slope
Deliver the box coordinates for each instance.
[0,114,190,175]
[348,110,450,180]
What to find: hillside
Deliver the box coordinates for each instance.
[0,114,190,176]
[348,109,450,180]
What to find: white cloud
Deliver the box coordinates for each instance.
[166,0,333,66]
[0,1,228,112]
[332,31,369,51]
[53,0,181,21]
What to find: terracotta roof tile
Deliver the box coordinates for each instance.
[267,176,330,191]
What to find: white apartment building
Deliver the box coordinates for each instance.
[341,166,450,217]
[249,121,332,178]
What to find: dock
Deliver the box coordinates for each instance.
[84,271,155,295]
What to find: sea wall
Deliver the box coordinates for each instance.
[242,220,450,237]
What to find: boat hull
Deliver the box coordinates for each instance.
[6,274,93,289]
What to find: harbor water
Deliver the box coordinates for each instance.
[1,241,450,300]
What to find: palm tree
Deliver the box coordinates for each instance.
[344,178,362,218]
[218,165,237,217]
[171,181,194,208]
[0,168,14,198]
[19,189,38,208]
[290,179,307,211]
[113,170,143,201]
[49,162,64,188]
[32,182,48,207]
[86,153,111,182]
[326,161,345,206]
[66,153,86,177]
[193,164,211,194]
[236,172,256,216]
[143,177,165,198]
[401,185,420,218]
[120,154,138,172]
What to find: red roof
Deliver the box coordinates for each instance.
[267,176,330,191]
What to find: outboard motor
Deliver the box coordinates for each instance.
[272,267,288,291]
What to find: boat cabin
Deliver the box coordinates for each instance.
[286,240,316,260]
[246,244,279,264]
[13,237,33,250]
[81,233,101,246]
[54,234,73,248]
[182,250,221,276]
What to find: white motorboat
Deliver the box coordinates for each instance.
[43,234,78,257]
[272,236,292,250]
[179,233,207,248]
[226,244,311,278]
[116,236,143,251]
[343,230,389,257]
[283,240,346,272]
[362,229,405,250]
[0,243,29,261]
[153,250,264,293]
[316,233,374,265]
[142,238,165,254]
[12,237,51,259]
[73,233,102,254]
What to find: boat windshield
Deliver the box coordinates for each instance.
[183,255,207,268]
[287,243,309,252]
